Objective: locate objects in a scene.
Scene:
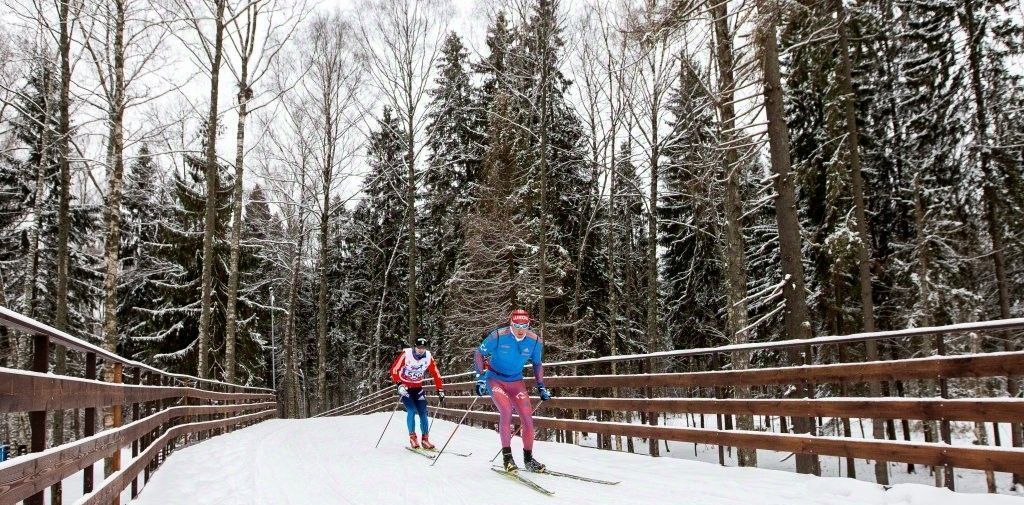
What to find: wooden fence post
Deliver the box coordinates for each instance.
[84,352,97,493]
[110,361,123,505]
[26,334,50,505]
[936,334,954,490]
[836,343,855,479]
[712,353,725,466]
[131,367,141,499]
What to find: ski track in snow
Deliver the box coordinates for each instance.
[131,413,1021,505]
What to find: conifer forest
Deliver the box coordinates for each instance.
[1,0,1022,477]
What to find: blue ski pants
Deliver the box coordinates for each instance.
[401,387,429,435]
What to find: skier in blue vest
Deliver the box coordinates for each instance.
[473,309,552,472]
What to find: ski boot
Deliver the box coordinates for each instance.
[409,433,420,449]
[523,449,546,473]
[502,447,518,472]
[420,434,436,450]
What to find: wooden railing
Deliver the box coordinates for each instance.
[331,318,1024,491]
[0,307,278,505]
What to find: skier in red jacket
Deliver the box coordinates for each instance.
[389,337,445,449]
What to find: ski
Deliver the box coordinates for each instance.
[422,448,472,458]
[523,468,620,485]
[406,447,436,460]
[490,466,554,496]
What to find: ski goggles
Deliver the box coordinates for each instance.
[511,322,530,329]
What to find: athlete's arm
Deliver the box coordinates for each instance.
[531,339,544,384]
[389,352,404,383]
[473,333,497,375]
[427,358,444,390]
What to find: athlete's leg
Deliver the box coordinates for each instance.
[415,393,430,434]
[488,378,514,447]
[507,381,535,450]
[401,394,416,434]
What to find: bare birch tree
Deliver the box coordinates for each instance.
[222,0,305,383]
[77,0,168,485]
[358,0,450,344]
[297,11,363,412]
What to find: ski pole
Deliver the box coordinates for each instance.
[489,399,546,462]
[427,389,445,434]
[430,396,480,467]
[374,401,402,448]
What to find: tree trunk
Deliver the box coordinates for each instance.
[225,62,251,384]
[755,2,818,475]
[962,0,1021,484]
[712,0,756,468]
[833,0,887,484]
[51,0,78,499]
[284,215,304,418]
[912,175,943,487]
[197,0,227,379]
[608,124,623,451]
[406,106,417,344]
[538,25,550,338]
[317,138,332,414]
[644,29,662,459]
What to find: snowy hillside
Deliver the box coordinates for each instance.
[131,414,1021,505]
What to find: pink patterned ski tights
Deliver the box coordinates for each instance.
[488,378,535,450]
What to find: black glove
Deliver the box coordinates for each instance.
[437,389,446,406]
[537,384,551,401]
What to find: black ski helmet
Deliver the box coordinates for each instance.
[415,337,428,347]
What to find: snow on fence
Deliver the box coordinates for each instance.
[0,307,278,505]
[329,317,1024,492]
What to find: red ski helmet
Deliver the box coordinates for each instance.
[509,309,531,328]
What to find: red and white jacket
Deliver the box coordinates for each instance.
[389,348,444,390]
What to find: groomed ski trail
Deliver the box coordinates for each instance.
[132,412,1017,505]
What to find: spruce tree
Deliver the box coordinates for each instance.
[661,62,725,352]
[421,32,481,358]
[347,107,410,383]
[138,131,235,376]
[119,144,167,358]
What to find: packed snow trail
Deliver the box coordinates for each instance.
[132,413,1017,505]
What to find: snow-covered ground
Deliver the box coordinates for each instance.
[131,413,1022,505]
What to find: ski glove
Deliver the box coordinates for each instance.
[397,384,408,397]
[437,389,446,406]
[474,373,490,396]
[537,385,551,401]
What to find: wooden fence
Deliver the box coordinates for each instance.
[0,307,278,505]
[331,317,1024,491]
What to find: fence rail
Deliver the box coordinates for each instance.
[332,317,1024,492]
[428,407,1024,475]
[0,307,278,505]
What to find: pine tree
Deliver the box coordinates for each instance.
[137,132,236,376]
[661,62,725,352]
[0,58,99,335]
[347,107,411,384]
[511,0,592,355]
[0,61,59,329]
[119,144,167,358]
[233,185,276,385]
[420,32,481,361]
[610,140,649,356]
[446,12,523,347]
